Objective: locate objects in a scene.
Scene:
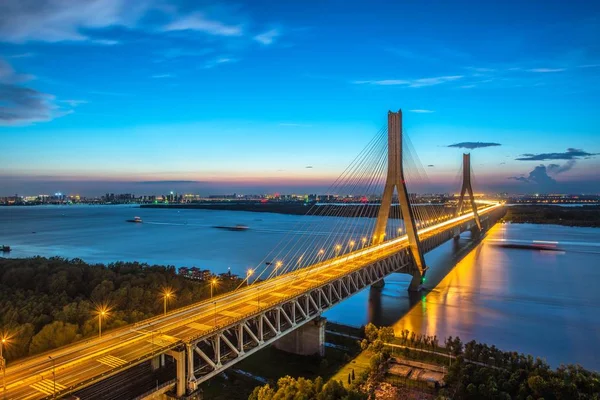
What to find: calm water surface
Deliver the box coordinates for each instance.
[1,205,599,370]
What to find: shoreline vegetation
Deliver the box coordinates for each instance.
[502,205,600,227]
[0,257,243,362]
[245,323,600,400]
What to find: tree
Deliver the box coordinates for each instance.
[364,323,378,342]
[29,321,80,355]
[377,326,394,343]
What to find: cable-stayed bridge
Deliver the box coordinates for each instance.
[4,110,505,399]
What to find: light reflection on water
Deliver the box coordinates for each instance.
[326,223,600,370]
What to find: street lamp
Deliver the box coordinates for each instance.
[161,287,175,316]
[361,237,367,248]
[48,356,55,398]
[348,240,355,251]
[96,304,109,338]
[246,268,254,286]
[210,278,218,299]
[213,301,217,326]
[335,244,341,256]
[1,333,8,400]
[275,261,283,269]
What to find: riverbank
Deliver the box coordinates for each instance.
[501,204,600,227]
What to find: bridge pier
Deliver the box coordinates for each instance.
[453,226,461,241]
[274,317,326,357]
[371,279,385,289]
[167,349,186,398]
[408,270,423,291]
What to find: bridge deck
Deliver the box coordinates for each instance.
[4,203,503,399]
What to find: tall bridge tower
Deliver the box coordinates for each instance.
[373,109,427,291]
[455,153,482,230]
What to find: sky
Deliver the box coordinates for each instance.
[1,0,599,196]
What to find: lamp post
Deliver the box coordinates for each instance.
[162,287,174,315]
[348,240,355,251]
[318,249,325,261]
[210,278,218,299]
[213,301,217,326]
[361,237,367,248]
[1,335,7,400]
[96,305,109,338]
[48,356,56,399]
[334,244,341,257]
[246,268,254,286]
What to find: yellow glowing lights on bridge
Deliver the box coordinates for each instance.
[161,287,175,316]
[95,304,111,338]
[275,261,283,268]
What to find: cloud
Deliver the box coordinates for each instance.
[60,99,87,107]
[447,142,501,149]
[151,74,175,79]
[408,109,434,113]
[353,75,463,88]
[305,166,313,169]
[427,165,435,167]
[509,159,579,188]
[203,57,237,69]
[163,13,243,36]
[0,58,70,125]
[527,68,566,73]
[253,29,280,45]
[547,160,576,174]
[509,165,557,186]
[515,148,598,161]
[0,0,150,43]
[92,39,120,45]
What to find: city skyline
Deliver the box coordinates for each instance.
[1,0,599,195]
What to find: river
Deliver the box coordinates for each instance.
[1,205,599,370]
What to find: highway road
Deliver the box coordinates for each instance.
[4,203,502,399]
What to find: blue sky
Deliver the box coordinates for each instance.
[1,0,599,195]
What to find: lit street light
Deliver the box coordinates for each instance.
[161,287,175,316]
[246,268,254,286]
[361,237,367,248]
[96,305,109,338]
[318,249,325,261]
[1,333,8,400]
[210,278,218,299]
[335,244,341,256]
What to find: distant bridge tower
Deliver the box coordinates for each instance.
[455,153,482,231]
[373,110,427,291]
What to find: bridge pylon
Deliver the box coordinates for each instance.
[455,153,482,231]
[373,109,427,291]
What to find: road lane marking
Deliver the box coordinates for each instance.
[220,310,241,318]
[30,379,66,395]
[97,354,127,368]
[187,322,213,331]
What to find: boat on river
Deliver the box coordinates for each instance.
[126,216,143,223]
[213,224,249,231]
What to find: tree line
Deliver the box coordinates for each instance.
[0,257,241,361]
